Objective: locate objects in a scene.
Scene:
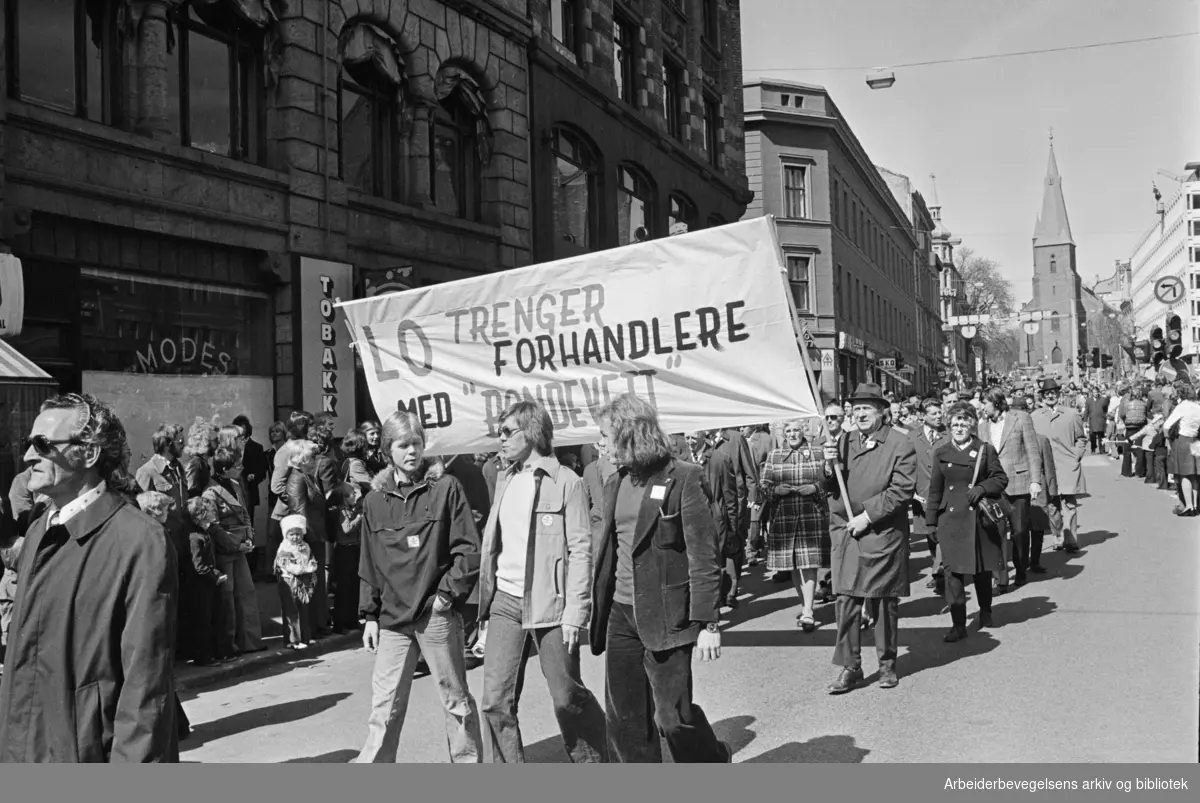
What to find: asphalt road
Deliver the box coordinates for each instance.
[178,455,1199,763]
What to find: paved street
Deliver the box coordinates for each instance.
[178,455,1199,763]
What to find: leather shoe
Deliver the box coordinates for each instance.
[878,667,899,689]
[978,610,994,629]
[1028,564,1047,574]
[943,626,968,642]
[828,667,864,695]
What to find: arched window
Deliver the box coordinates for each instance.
[617,165,654,246]
[1050,311,1061,332]
[551,127,598,258]
[339,22,408,199]
[6,0,122,124]
[431,66,491,222]
[170,1,269,161]
[668,193,697,235]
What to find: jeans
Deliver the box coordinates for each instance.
[832,596,899,672]
[480,590,606,763]
[604,602,725,763]
[356,608,482,763]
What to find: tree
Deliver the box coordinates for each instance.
[953,248,1017,365]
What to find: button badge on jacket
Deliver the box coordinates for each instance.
[541,514,554,527]
[407,535,420,548]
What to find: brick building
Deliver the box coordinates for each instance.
[741,79,942,401]
[0,0,536,476]
[528,0,751,261]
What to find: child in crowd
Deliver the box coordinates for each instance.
[184,496,229,666]
[330,482,364,634]
[276,514,319,650]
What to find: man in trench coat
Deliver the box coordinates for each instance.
[0,393,179,762]
[1030,378,1087,553]
[822,384,917,694]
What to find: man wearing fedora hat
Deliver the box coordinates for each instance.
[821,382,917,694]
[1030,378,1086,554]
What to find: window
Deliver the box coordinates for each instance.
[1193,273,1200,290]
[1192,246,1200,263]
[339,24,408,199]
[550,0,579,55]
[170,3,266,161]
[6,0,121,124]
[1050,255,1057,273]
[551,127,598,258]
[1051,312,1061,332]
[780,93,790,107]
[662,58,684,138]
[702,0,720,45]
[617,165,653,246]
[1190,194,1200,210]
[1192,220,1200,237]
[702,94,721,167]
[668,194,697,234]
[832,179,840,228]
[787,255,812,313]
[1051,345,1063,363]
[783,164,809,218]
[431,81,484,222]
[613,17,637,106]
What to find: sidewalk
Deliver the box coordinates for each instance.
[175,577,359,693]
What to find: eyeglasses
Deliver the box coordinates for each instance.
[498,426,517,440]
[22,434,84,456]
[826,414,842,420]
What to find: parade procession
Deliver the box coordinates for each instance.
[0,0,1197,773]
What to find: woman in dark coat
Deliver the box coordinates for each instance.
[286,440,331,638]
[926,402,1009,641]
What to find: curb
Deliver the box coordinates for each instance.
[176,633,360,693]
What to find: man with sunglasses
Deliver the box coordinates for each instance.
[0,393,179,762]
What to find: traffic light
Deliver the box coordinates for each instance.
[1150,325,1167,369]
[1090,347,1100,368]
[1100,353,1113,369]
[1166,314,1183,360]
[1078,348,1088,367]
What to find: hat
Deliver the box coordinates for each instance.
[281,514,307,533]
[848,383,887,405]
[1039,378,1062,394]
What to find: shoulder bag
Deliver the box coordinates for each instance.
[970,446,1010,537]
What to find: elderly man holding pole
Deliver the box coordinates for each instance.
[822,383,917,695]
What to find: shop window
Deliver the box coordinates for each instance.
[787,254,812,313]
[6,0,122,125]
[668,193,697,235]
[662,57,684,139]
[783,163,809,218]
[613,16,637,106]
[168,2,267,161]
[339,23,409,200]
[617,164,654,246]
[79,270,272,377]
[551,127,598,258]
[432,66,491,222]
[702,93,721,167]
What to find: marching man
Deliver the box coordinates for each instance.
[822,383,917,694]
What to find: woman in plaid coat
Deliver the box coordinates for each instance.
[759,419,830,632]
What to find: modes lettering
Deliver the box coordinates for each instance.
[136,337,233,375]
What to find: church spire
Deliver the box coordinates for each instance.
[1033,138,1075,247]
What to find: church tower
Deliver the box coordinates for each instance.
[1028,137,1084,377]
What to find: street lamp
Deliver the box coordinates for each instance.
[866,69,896,90]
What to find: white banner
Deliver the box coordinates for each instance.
[337,217,820,456]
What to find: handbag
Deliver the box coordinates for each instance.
[970,447,1009,536]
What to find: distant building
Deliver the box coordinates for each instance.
[741,79,941,400]
[929,187,970,386]
[1023,141,1085,378]
[1128,163,1200,371]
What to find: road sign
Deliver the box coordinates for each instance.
[1154,275,1184,304]
[820,349,835,369]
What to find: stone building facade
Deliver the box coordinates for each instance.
[527,0,751,262]
[742,79,942,401]
[0,0,535,461]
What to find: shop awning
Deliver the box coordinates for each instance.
[0,339,54,383]
[879,367,912,387]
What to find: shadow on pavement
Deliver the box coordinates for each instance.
[1077,529,1119,549]
[182,692,352,749]
[989,595,1058,628]
[177,657,324,702]
[743,734,869,763]
[283,748,359,763]
[713,714,759,757]
[897,594,949,619]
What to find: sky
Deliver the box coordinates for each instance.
[740,0,1199,303]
